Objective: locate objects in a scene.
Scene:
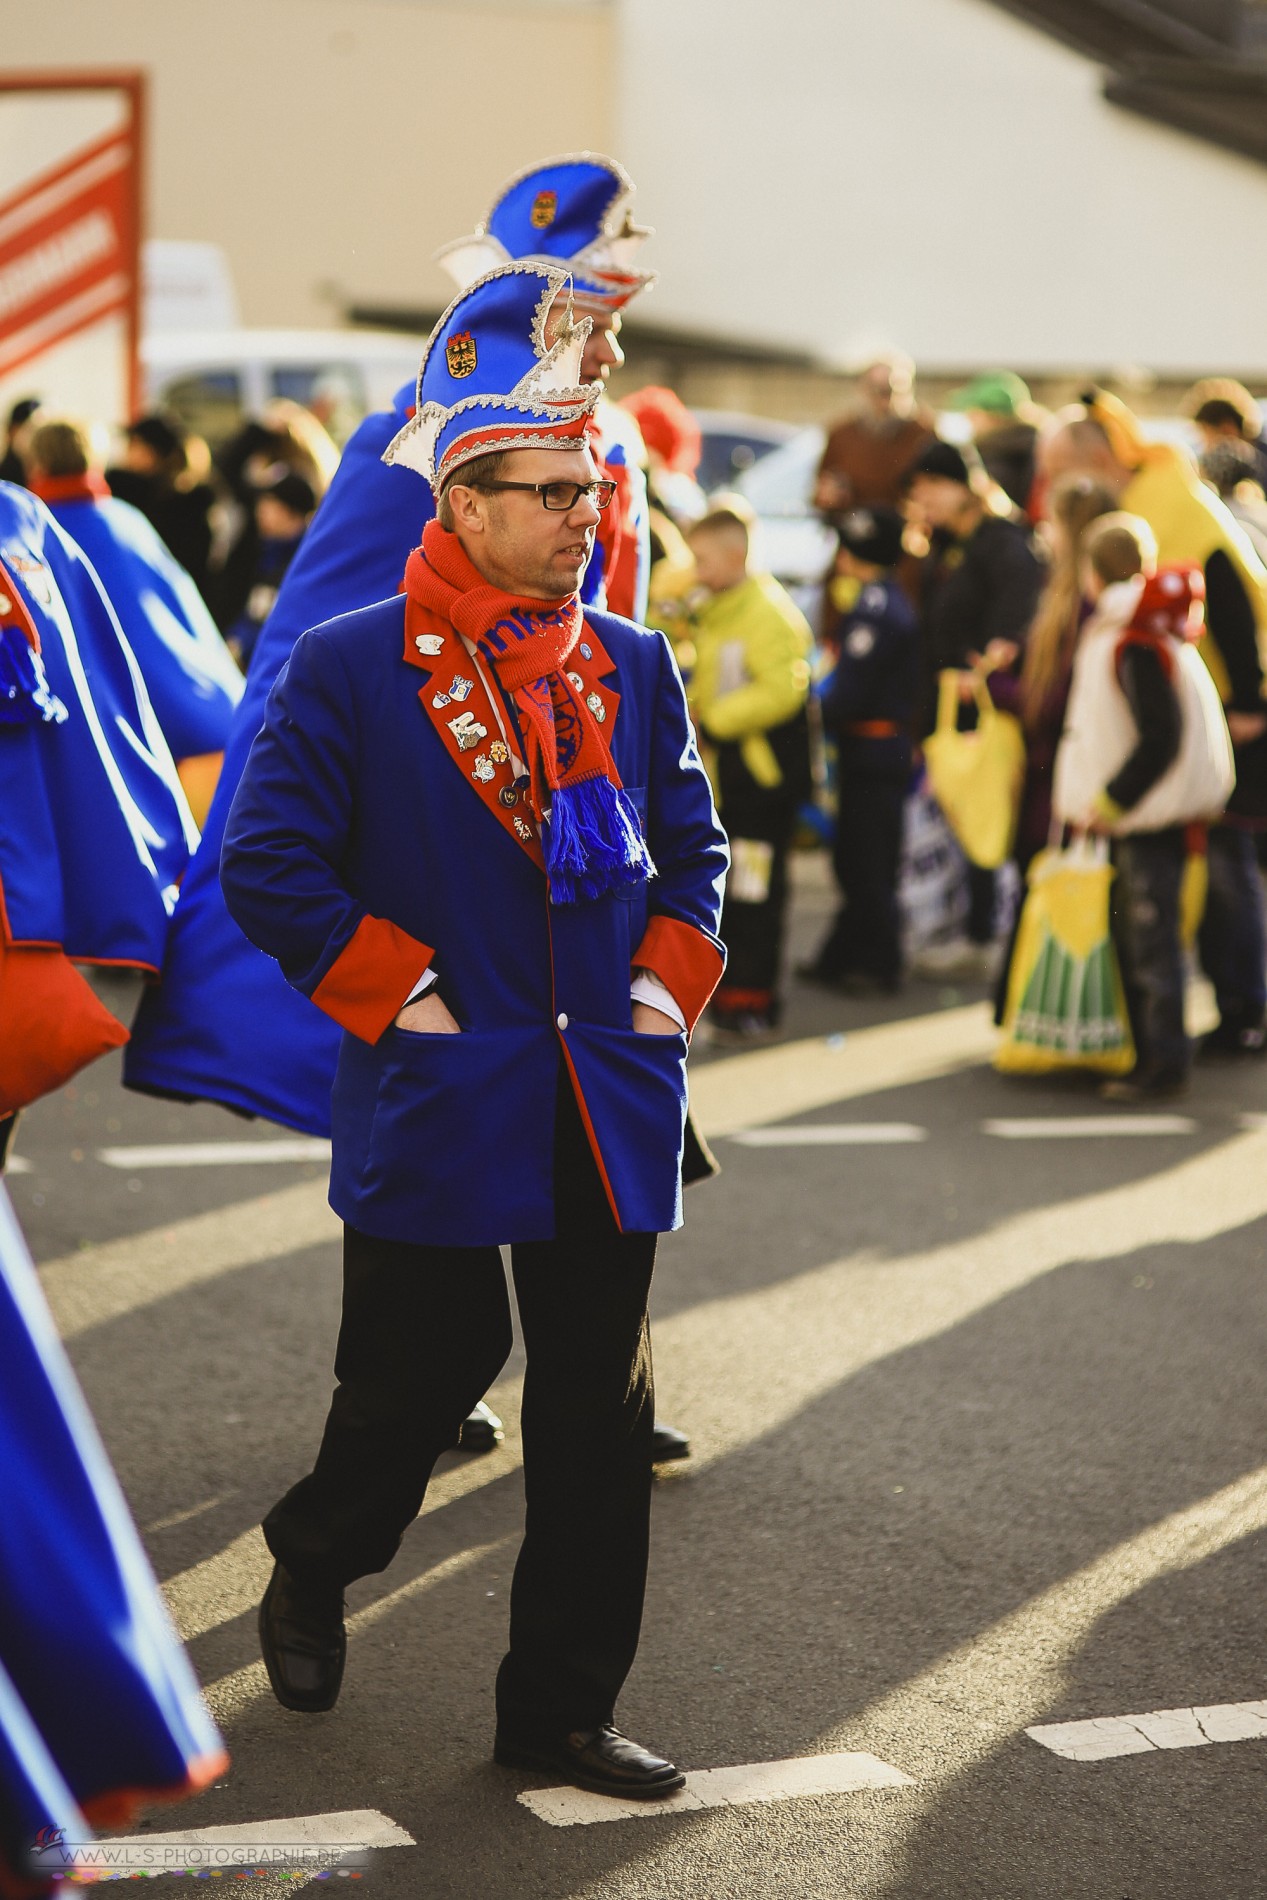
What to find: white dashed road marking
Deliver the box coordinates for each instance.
[517,1750,913,1827]
[4,1155,32,1173]
[97,1807,413,1870]
[97,1138,332,1169]
[1027,1699,1267,1760]
[730,1123,927,1147]
[982,1116,1196,1140]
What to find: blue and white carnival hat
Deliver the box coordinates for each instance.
[435,152,654,315]
[383,263,600,493]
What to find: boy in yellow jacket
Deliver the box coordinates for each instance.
[685,504,813,1038]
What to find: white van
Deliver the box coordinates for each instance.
[141,327,424,447]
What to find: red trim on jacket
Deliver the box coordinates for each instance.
[28,471,111,505]
[633,914,724,1035]
[311,914,433,1043]
[0,555,43,652]
[558,1038,623,1231]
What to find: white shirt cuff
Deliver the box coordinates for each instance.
[403,967,438,1007]
[630,968,687,1031]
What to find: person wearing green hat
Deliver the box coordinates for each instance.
[947,371,1045,517]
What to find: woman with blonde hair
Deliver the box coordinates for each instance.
[985,474,1117,1015]
[992,474,1115,849]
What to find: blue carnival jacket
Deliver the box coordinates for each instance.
[125,382,651,1134]
[220,592,727,1245]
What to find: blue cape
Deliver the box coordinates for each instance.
[0,484,196,969]
[46,494,243,762]
[0,1188,225,1892]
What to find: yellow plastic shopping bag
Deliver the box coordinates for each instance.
[994,839,1135,1075]
[923,669,1025,871]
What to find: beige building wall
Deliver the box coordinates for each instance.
[12,0,614,329]
[615,0,1267,379]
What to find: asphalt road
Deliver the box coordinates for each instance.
[9,863,1267,1898]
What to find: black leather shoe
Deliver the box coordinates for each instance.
[494,1724,686,1799]
[258,1562,346,1713]
[455,1400,504,1453]
[651,1420,691,1464]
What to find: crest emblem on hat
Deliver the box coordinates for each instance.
[530,189,558,230]
[446,330,478,379]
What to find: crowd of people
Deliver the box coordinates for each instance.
[5,346,1266,1086]
[4,141,1267,1879]
[630,355,1267,1098]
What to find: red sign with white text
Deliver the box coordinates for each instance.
[0,74,144,420]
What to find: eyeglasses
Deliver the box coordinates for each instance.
[470,479,618,512]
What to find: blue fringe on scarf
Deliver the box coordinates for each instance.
[545,775,657,904]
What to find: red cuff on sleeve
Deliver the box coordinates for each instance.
[311,914,433,1043]
[631,914,724,1035]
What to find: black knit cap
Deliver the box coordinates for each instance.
[837,505,906,568]
[126,410,186,461]
[263,470,317,518]
[902,436,981,489]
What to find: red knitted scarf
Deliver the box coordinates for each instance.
[404,521,654,902]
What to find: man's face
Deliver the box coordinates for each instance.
[1198,420,1243,452]
[906,473,969,531]
[581,309,625,385]
[450,446,602,598]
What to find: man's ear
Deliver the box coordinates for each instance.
[448,482,486,535]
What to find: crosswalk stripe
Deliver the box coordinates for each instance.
[730,1123,927,1147]
[1027,1699,1267,1760]
[689,1003,993,1137]
[97,1139,331,1169]
[982,1115,1196,1139]
[517,1750,913,1827]
[96,1807,413,1871]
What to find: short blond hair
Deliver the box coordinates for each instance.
[1082,511,1156,586]
[29,418,92,479]
[688,499,754,555]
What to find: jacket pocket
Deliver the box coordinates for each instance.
[361,1025,552,1230]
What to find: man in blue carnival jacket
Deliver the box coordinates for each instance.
[128,151,698,1466]
[220,264,727,1801]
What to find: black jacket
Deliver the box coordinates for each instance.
[919,514,1044,734]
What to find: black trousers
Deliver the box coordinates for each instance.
[1111,827,1189,1081]
[713,784,800,1020]
[263,1080,658,1741]
[816,771,906,982]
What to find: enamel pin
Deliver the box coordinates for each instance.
[415,633,445,655]
[449,675,474,702]
[489,740,510,764]
[471,755,496,783]
[586,692,607,722]
[448,711,488,751]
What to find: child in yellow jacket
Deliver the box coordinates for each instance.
[684,504,813,1037]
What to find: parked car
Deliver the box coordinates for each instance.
[693,410,797,494]
[141,328,424,447]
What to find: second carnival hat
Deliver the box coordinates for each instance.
[435,153,654,314]
[383,263,599,493]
